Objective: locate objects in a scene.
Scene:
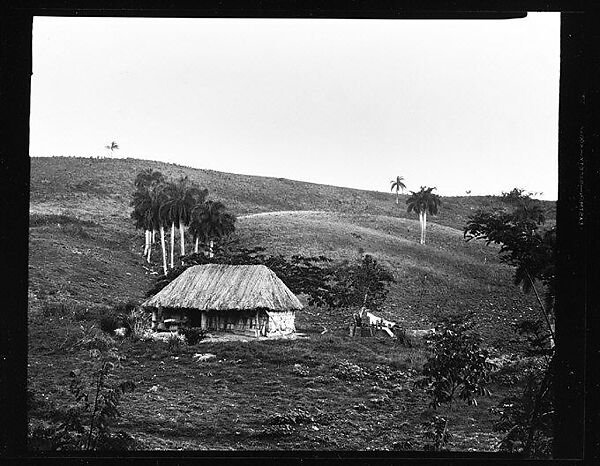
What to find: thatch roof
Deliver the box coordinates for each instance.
[142,264,303,312]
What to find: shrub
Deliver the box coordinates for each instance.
[98,315,120,335]
[113,300,138,316]
[292,363,310,377]
[179,327,206,346]
[422,415,452,451]
[72,306,91,322]
[334,360,367,381]
[493,358,553,458]
[62,223,90,239]
[126,307,151,339]
[417,315,495,408]
[28,331,136,451]
[167,333,184,353]
[41,302,71,318]
[267,408,316,426]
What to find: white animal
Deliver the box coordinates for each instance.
[364,311,396,328]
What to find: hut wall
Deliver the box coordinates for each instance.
[201,310,269,336]
[153,308,294,338]
[265,310,295,336]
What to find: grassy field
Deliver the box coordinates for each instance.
[27,156,554,451]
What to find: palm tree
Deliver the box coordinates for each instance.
[147,182,170,275]
[189,201,236,257]
[131,170,165,261]
[130,189,153,260]
[104,141,119,157]
[160,177,208,267]
[406,186,441,245]
[390,176,407,204]
[131,180,169,274]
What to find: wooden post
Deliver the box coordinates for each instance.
[151,310,158,331]
[255,310,259,338]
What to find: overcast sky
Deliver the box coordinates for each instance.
[30,14,560,200]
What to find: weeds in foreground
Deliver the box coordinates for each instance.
[422,415,452,451]
[28,328,136,451]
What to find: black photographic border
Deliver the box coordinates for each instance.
[1,1,597,463]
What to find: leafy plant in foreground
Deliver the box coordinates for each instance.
[464,196,555,457]
[28,330,136,451]
[492,357,553,458]
[417,315,494,409]
[422,415,452,451]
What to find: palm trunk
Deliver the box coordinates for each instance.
[423,211,427,244]
[143,230,150,259]
[179,219,185,259]
[152,230,156,243]
[160,226,167,275]
[170,221,175,269]
[419,211,424,244]
[194,237,199,253]
[146,230,152,263]
[396,192,399,204]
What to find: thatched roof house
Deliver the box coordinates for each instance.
[142,264,303,337]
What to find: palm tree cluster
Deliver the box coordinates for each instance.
[390,175,442,245]
[130,169,236,275]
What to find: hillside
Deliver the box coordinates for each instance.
[29,156,551,344]
[30,156,556,231]
[27,156,555,451]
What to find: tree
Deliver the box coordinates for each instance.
[130,170,165,261]
[160,177,208,267]
[463,207,555,341]
[390,176,407,204]
[104,141,119,157]
[331,254,395,311]
[130,189,153,261]
[189,201,236,257]
[406,186,442,245]
[463,201,556,458]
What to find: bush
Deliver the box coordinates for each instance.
[41,302,71,318]
[113,300,138,316]
[422,415,452,451]
[417,315,495,408]
[493,358,553,458]
[167,333,184,353]
[267,408,316,426]
[334,360,367,381]
[292,363,310,377]
[98,315,120,335]
[99,305,136,336]
[62,223,90,239]
[72,306,91,322]
[179,327,206,346]
[28,332,136,451]
[126,307,151,339]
